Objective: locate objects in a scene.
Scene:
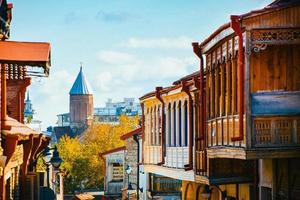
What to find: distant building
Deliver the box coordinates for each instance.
[23,91,42,132]
[94,98,141,124]
[53,67,141,139]
[54,67,93,139]
[69,66,94,132]
[24,92,34,122]
[100,146,125,198]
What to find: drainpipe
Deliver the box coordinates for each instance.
[192,43,207,172]
[182,81,193,171]
[192,43,205,141]
[230,15,244,142]
[133,134,140,200]
[155,87,165,166]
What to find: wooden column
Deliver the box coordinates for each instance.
[215,65,220,117]
[211,68,215,118]
[165,105,170,147]
[152,107,155,145]
[226,59,232,115]
[220,62,225,116]
[156,106,160,145]
[181,101,186,146]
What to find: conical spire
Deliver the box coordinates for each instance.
[69,66,93,95]
[26,91,30,101]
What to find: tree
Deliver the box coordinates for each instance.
[56,115,139,193]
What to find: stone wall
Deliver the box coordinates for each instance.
[124,137,138,186]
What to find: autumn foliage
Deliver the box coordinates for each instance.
[57,115,139,193]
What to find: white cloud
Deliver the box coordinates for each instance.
[93,50,198,97]
[122,36,193,49]
[96,50,137,65]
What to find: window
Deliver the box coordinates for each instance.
[178,101,182,147]
[184,101,188,146]
[173,102,176,147]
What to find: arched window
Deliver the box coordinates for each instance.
[184,100,188,146]
[178,101,182,147]
[173,102,176,147]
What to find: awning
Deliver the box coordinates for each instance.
[0,41,51,76]
[2,117,41,140]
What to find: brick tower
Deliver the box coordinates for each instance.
[69,66,94,134]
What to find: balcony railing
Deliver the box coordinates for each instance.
[207,115,246,147]
[144,145,162,164]
[165,147,189,168]
[253,116,300,147]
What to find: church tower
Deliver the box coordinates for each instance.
[24,92,34,123]
[69,66,94,133]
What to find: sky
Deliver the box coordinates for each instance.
[9,0,272,129]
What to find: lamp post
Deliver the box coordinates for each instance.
[125,165,132,200]
[33,146,62,188]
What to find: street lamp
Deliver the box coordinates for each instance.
[125,165,132,200]
[33,146,62,187]
[50,146,62,169]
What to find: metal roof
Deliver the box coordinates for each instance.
[69,67,93,95]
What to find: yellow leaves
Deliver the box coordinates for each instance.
[56,115,139,192]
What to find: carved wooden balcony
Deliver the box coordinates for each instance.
[253,117,300,147]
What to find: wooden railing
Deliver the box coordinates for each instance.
[144,145,162,164]
[253,116,300,147]
[207,115,246,147]
[195,150,207,176]
[164,147,189,168]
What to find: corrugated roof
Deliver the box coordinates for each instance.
[69,67,93,95]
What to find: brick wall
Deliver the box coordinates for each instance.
[7,79,30,123]
[69,94,93,129]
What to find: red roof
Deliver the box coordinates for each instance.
[120,127,142,140]
[0,41,51,70]
[99,146,126,156]
[2,117,42,140]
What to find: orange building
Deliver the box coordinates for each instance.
[0,1,52,199]
[141,0,300,199]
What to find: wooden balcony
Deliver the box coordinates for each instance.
[164,147,189,168]
[207,115,246,148]
[253,116,300,147]
[144,145,162,165]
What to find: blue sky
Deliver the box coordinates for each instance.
[9,0,272,129]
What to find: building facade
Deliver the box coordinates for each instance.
[140,1,300,199]
[100,146,126,199]
[94,98,142,124]
[0,0,52,199]
[69,66,94,133]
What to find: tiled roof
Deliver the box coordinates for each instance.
[69,67,93,95]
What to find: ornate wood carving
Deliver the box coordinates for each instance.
[251,28,300,52]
